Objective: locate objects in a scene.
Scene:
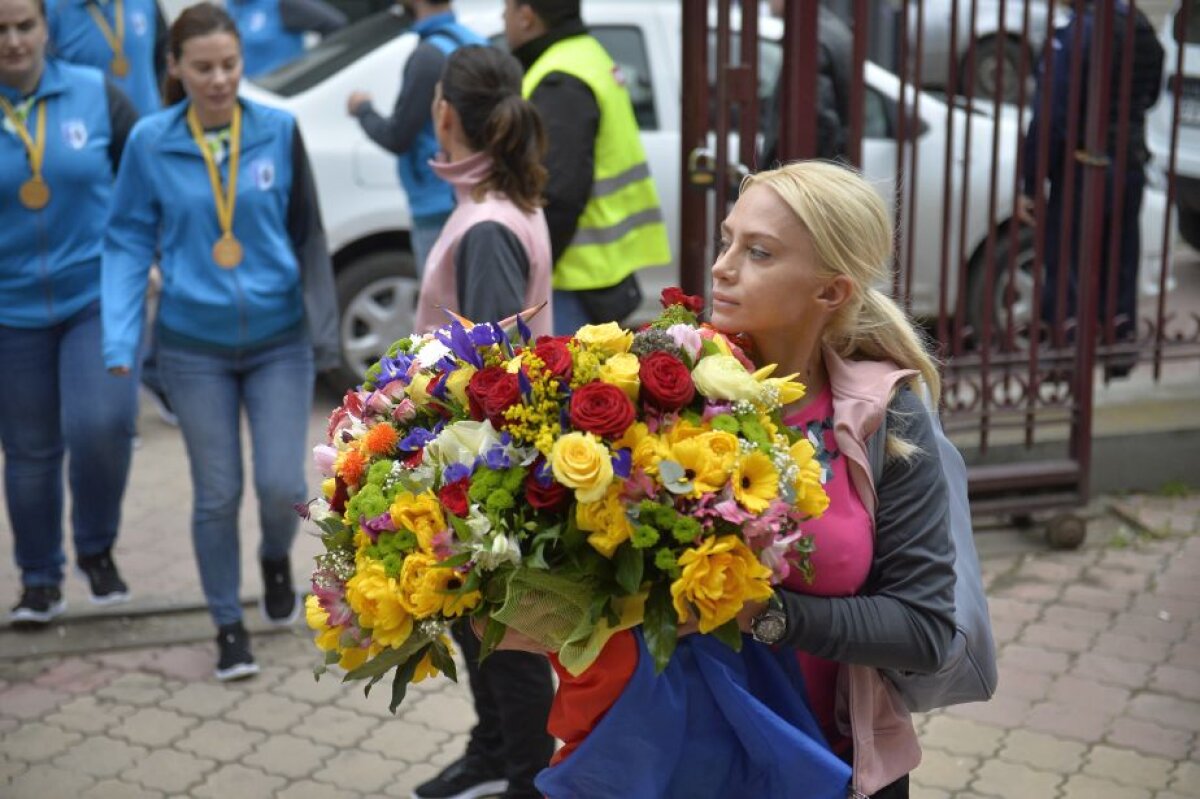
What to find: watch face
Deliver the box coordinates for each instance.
[753,610,786,644]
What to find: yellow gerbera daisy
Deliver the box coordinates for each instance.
[732,451,780,513]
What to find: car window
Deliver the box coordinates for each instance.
[254,9,411,97]
[864,86,891,139]
[591,26,659,131]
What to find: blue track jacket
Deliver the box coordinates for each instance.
[46,0,164,117]
[228,0,305,78]
[102,98,313,369]
[1,59,136,328]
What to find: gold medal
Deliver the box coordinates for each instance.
[87,0,129,79]
[18,177,50,210]
[110,53,130,77]
[212,234,244,268]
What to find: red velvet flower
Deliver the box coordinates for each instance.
[661,287,705,313]
[482,372,522,429]
[639,351,696,411]
[525,471,570,511]
[533,336,574,382]
[569,381,636,438]
[438,478,470,517]
[466,366,509,421]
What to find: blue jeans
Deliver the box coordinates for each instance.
[411,212,451,277]
[553,289,593,335]
[158,335,314,627]
[0,302,138,587]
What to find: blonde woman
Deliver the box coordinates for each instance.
[528,162,956,799]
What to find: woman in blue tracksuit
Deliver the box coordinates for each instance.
[101,1,339,681]
[1,0,139,627]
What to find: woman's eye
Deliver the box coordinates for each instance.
[749,247,770,260]
[716,239,731,254]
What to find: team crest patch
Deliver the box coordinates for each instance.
[249,10,267,31]
[62,119,89,149]
[250,158,275,190]
[131,10,148,36]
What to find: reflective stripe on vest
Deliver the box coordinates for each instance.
[521,35,671,291]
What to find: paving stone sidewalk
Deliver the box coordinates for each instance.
[1,401,1197,798]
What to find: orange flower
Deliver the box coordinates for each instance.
[337,449,367,485]
[363,423,399,456]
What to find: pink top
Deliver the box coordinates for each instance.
[782,383,874,753]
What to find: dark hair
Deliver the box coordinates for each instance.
[517,0,581,29]
[162,2,240,106]
[441,45,547,213]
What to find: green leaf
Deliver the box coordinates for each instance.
[343,632,430,683]
[642,582,678,674]
[710,618,744,653]
[387,644,431,714]
[428,637,458,682]
[449,514,473,541]
[435,552,472,569]
[479,616,507,663]
[657,459,694,495]
[614,544,644,596]
[324,649,342,666]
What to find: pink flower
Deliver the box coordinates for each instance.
[666,324,703,361]
[313,445,338,477]
[312,580,354,627]
[366,390,393,415]
[430,528,455,561]
[391,398,417,423]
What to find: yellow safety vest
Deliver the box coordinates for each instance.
[522,35,672,291]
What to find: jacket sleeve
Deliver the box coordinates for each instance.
[104,79,138,172]
[101,123,159,370]
[353,42,443,156]
[287,124,341,372]
[777,387,957,673]
[455,221,530,324]
[279,0,347,35]
[153,1,168,86]
[528,72,598,264]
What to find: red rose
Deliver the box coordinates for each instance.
[525,471,570,511]
[481,372,522,429]
[466,366,509,421]
[438,478,470,517]
[402,449,424,469]
[569,381,636,438]
[639,351,696,411]
[533,336,573,382]
[661,287,705,313]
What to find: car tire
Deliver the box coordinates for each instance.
[962,35,1030,105]
[965,224,1038,349]
[1178,203,1200,251]
[326,248,420,391]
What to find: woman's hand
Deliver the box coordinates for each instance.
[469,616,550,654]
[675,598,769,638]
[108,366,131,377]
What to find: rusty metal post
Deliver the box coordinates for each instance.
[779,0,819,159]
[679,3,710,298]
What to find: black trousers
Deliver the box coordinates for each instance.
[871,774,910,799]
[451,620,555,799]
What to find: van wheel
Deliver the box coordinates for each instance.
[325,249,419,392]
[965,225,1038,349]
[962,35,1030,104]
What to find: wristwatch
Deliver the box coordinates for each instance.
[749,601,788,645]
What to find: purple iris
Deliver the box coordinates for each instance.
[516,314,532,345]
[398,427,436,452]
[437,321,484,369]
[482,446,511,471]
[612,448,633,479]
[359,511,396,543]
[443,462,471,484]
[533,459,555,487]
[376,353,415,386]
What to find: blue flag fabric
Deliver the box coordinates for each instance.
[535,629,852,799]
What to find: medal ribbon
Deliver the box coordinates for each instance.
[85,0,127,66]
[0,96,46,183]
[186,102,242,246]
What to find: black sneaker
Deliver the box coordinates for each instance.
[10,586,67,629]
[77,549,131,605]
[141,383,179,426]
[214,621,259,682]
[412,756,507,799]
[260,556,300,626]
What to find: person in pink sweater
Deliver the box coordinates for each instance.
[410,44,557,799]
[412,44,553,339]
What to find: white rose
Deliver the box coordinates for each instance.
[425,420,502,469]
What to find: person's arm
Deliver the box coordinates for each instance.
[279,0,347,36]
[528,72,598,263]
[352,42,443,156]
[287,124,341,373]
[102,123,159,371]
[455,221,530,323]
[104,79,138,171]
[776,387,957,673]
[153,1,168,87]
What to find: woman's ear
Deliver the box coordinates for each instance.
[816,274,854,314]
[166,53,180,80]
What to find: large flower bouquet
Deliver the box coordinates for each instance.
[302,289,830,712]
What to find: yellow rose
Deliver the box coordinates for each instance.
[550,431,614,503]
[400,551,481,618]
[389,491,447,553]
[575,483,633,558]
[613,422,667,475]
[408,372,433,407]
[691,354,764,403]
[444,364,476,407]
[669,431,738,495]
[661,417,706,448]
[322,478,336,499]
[305,594,340,652]
[789,439,830,519]
[575,322,633,356]
[671,535,774,633]
[345,560,413,648]
[598,352,641,402]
